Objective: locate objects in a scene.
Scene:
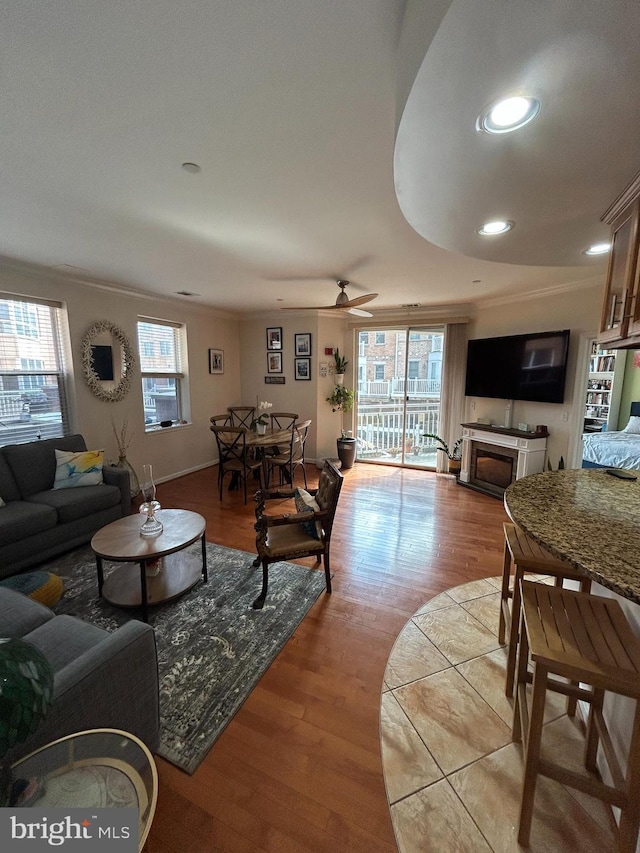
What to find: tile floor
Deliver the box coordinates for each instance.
[380,574,618,852]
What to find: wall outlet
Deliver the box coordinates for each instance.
[561,411,569,421]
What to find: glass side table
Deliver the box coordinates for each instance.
[10,728,158,851]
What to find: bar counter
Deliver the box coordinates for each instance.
[504,468,640,603]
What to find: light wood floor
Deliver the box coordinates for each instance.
[146,462,508,853]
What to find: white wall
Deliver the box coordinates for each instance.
[239,311,347,462]
[0,264,241,482]
[467,283,603,467]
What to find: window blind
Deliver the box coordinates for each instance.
[0,294,70,443]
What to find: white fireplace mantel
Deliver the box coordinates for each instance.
[460,423,548,493]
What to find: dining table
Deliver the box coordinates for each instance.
[504,466,640,604]
[226,426,298,489]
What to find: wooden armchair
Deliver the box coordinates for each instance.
[252,459,343,609]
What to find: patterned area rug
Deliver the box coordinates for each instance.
[49,542,327,773]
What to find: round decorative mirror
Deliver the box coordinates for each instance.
[81,321,135,402]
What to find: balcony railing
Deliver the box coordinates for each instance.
[355,405,440,460]
[358,378,441,398]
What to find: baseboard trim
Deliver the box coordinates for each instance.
[154,460,215,485]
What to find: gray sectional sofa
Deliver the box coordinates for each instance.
[1,586,160,764]
[0,434,131,578]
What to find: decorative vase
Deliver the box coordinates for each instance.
[116,456,139,498]
[335,374,345,386]
[448,459,461,479]
[336,436,356,469]
[256,423,267,435]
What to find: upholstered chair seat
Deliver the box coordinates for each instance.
[252,459,343,609]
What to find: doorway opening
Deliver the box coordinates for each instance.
[354,326,444,468]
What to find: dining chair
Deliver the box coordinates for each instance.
[210,413,232,427]
[227,406,255,429]
[269,412,298,430]
[266,418,311,489]
[252,459,343,609]
[210,425,262,504]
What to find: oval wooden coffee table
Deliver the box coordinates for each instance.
[91,509,207,622]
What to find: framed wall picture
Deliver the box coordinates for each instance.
[266,327,282,350]
[265,375,286,384]
[267,351,282,373]
[295,358,311,380]
[294,333,311,356]
[209,348,224,374]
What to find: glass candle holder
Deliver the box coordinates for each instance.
[139,464,163,537]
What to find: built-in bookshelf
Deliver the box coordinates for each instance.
[583,342,626,431]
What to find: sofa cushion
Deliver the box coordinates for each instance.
[25,615,107,673]
[0,587,54,636]
[53,448,104,489]
[29,483,121,524]
[0,452,21,503]
[0,500,57,547]
[3,434,87,499]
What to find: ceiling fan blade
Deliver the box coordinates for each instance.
[280,303,340,310]
[348,307,373,317]
[279,281,378,312]
[341,293,378,308]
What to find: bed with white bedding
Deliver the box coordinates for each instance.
[582,403,640,469]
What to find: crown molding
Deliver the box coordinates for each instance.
[0,255,238,320]
[473,274,603,310]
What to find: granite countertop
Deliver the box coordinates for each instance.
[504,468,640,603]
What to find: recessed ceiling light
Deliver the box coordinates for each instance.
[584,242,611,256]
[477,96,540,134]
[181,162,201,174]
[477,220,514,236]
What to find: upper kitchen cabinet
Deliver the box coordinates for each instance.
[598,172,640,348]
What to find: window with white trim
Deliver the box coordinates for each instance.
[137,319,187,430]
[0,295,70,444]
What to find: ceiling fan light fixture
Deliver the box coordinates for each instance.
[584,242,611,256]
[477,96,540,134]
[477,220,514,236]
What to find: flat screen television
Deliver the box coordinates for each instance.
[465,330,570,404]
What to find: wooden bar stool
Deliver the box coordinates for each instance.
[499,521,591,697]
[513,580,640,851]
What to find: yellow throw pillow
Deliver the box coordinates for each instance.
[53,448,104,489]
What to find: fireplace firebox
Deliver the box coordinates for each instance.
[469,442,518,497]
[459,423,548,498]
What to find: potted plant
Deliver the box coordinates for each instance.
[423,432,463,477]
[326,385,354,413]
[333,348,348,385]
[251,401,272,434]
[326,386,356,468]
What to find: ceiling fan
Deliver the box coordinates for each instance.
[281,280,378,317]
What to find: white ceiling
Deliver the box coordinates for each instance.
[1,0,638,315]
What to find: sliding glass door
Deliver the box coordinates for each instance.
[355,327,444,468]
